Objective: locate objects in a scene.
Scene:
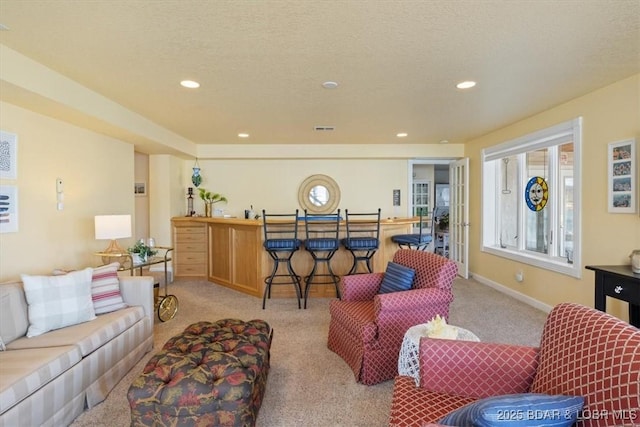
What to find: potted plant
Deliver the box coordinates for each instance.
[198,188,228,217]
[128,240,157,264]
[437,213,449,231]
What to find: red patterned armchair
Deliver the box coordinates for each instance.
[327,249,457,385]
[389,302,640,427]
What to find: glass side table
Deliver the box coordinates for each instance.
[94,246,177,322]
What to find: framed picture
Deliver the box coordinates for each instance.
[0,185,18,233]
[608,138,636,213]
[134,182,147,197]
[0,131,18,180]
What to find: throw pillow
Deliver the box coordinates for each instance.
[91,262,127,314]
[439,393,584,427]
[21,268,97,337]
[378,261,416,294]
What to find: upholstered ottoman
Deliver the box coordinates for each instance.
[127,318,272,427]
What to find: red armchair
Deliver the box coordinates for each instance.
[327,249,457,385]
[389,302,640,426]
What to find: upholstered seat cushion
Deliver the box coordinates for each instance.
[305,238,339,251]
[341,237,379,249]
[7,306,144,357]
[390,375,477,426]
[0,345,82,415]
[263,238,302,250]
[392,234,432,245]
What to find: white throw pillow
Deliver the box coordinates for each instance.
[21,268,97,337]
[91,262,127,314]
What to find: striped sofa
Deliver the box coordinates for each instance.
[0,275,154,427]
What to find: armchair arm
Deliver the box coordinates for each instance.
[419,337,539,399]
[339,273,384,301]
[374,288,453,314]
[119,275,155,320]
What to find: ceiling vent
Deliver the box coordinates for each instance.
[314,126,335,131]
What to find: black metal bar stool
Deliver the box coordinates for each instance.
[302,209,341,309]
[391,207,432,250]
[262,209,302,309]
[340,208,381,275]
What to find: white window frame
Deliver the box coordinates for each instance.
[481,117,582,278]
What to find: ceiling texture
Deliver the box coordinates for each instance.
[0,0,639,147]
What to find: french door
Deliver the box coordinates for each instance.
[449,158,469,278]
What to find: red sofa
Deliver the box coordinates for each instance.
[389,302,640,427]
[327,249,457,385]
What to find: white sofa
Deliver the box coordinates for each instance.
[0,273,154,427]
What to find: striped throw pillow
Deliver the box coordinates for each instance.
[378,261,415,294]
[91,262,127,314]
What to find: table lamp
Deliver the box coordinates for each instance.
[95,214,132,255]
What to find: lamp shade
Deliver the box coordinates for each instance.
[94,215,132,240]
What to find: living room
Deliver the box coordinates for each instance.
[0,1,639,425]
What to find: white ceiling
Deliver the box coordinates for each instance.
[0,0,639,147]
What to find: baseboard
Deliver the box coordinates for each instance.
[470,272,553,314]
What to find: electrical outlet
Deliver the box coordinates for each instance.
[515,270,524,282]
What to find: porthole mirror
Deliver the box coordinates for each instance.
[298,174,341,214]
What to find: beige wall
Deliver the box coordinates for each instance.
[176,158,410,219]
[0,102,135,281]
[466,74,640,320]
[134,152,149,240]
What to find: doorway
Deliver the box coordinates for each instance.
[408,159,469,278]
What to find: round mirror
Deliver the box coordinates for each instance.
[309,185,329,207]
[298,174,340,214]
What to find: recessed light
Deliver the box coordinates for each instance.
[439,139,449,144]
[238,133,250,138]
[456,81,476,89]
[396,133,408,138]
[322,81,338,89]
[180,80,200,89]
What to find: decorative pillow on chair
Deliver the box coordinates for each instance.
[21,268,97,337]
[91,262,127,314]
[378,261,416,294]
[439,393,584,427]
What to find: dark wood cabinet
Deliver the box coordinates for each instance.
[586,265,640,327]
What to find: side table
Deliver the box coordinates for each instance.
[398,323,479,385]
[94,247,178,322]
[585,265,640,327]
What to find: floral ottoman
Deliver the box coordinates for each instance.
[127,318,272,427]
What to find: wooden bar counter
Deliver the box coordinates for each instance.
[171,216,417,299]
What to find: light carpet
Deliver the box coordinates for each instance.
[70,276,547,427]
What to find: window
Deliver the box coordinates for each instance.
[482,118,581,277]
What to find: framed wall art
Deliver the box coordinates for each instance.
[0,131,18,180]
[0,185,18,233]
[607,138,636,213]
[134,182,147,197]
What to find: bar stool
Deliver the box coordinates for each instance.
[262,209,302,309]
[391,207,432,250]
[302,209,341,309]
[340,208,381,274]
